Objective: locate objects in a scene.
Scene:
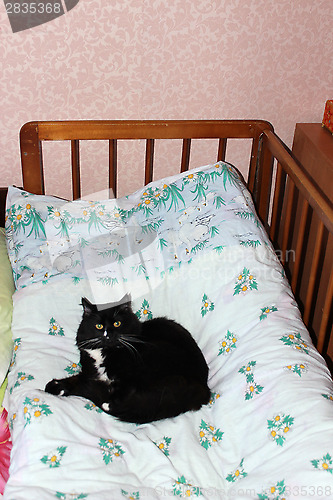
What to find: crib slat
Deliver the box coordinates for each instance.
[217,138,227,162]
[269,162,285,244]
[303,220,325,325]
[291,198,309,293]
[254,136,274,228]
[317,269,333,353]
[181,139,191,172]
[145,139,155,185]
[71,140,80,199]
[281,178,295,265]
[260,154,274,230]
[247,135,261,193]
[109,139,117,197]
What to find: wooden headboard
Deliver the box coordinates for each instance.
[2,120,333,363]
[19,120,272,200]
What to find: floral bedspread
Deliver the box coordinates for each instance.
[3,162,333,499]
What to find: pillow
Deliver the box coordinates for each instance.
[5,161,266,300]
[0,228,14,387]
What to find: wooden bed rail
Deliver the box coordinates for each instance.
[256,130,333,357]
[14,120,333,360]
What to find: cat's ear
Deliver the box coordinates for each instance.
[81,297,96,315]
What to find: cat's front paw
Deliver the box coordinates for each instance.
[101,402,112,414]
[45,379,69,396]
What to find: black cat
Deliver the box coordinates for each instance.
[45,297,210,423]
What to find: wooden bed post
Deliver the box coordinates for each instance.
[20,122,44,195]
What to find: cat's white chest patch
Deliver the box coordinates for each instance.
[86,348,109,383]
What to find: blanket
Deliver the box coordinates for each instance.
[4,162,333,499]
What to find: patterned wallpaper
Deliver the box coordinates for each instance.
[0,0,332,198]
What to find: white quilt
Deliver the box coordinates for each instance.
[4,162,333,499]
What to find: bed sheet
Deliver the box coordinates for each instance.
[4,162,333,499]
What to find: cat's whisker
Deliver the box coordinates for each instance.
[77,338,102,349]
[118,338,142,361]
[118,338,136,353]
[78,339,94,347]
[122,336,146,344]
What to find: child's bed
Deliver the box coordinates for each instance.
[1,120,333,499]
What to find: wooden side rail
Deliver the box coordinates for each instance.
[259,130,333,357]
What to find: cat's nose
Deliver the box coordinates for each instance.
[103,331,108,337]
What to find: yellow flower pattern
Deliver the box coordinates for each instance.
[199,420,223,449]
[153,436,172,456]
[10,338,21,368]
[267,413,294,446]
[49,317,65,336]
[23,396,52,426]
[41,446,67,468]
[218,330,237,355]
[239,361,264,400]
[172,476,202,497]
[99,438,125,464]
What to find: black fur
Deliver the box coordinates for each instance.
[45,297,210,423]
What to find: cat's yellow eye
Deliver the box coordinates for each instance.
[113,321,121,328]
[95,324,104,330]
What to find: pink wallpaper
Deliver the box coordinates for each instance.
[0,0,332,198]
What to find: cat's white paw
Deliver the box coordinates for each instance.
[102,402,110,412]
[45,379,70,397]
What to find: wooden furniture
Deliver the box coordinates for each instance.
[2,120,333,360]
[292,123,333,200]
[290,123,333,364]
